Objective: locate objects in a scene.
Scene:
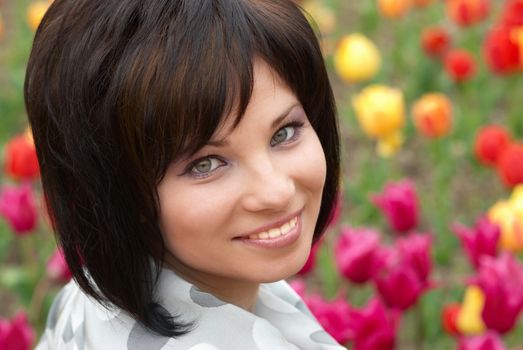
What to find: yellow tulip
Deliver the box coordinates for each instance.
[510,185,523,214]
[302,1,336,35]
[377,130,404,158]
[334,34,381,83]
[352,85,405,139]
[488,200,523,252]
[27,1,50,32]
[456,285,486,335]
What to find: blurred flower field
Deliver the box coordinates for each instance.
[1,0,523,349]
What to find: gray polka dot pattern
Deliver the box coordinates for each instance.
[127,322,170,350]
[190,286,227,308]
[35,268,348,349]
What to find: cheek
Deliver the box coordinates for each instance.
[293,132,327,194]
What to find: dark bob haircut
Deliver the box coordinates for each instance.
[25,0,339,337]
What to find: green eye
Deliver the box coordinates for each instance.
[271,126,296,146]
[190,157,225,177]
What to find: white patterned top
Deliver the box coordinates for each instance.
[36,267,347,349]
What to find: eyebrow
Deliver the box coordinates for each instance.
[206,102,301,148]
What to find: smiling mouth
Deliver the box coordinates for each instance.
[245,216,298,240]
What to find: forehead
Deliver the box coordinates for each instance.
[208,60,299,142]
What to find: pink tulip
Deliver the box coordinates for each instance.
[334,227,382,284]
[472,253,523,333]
[297,240,321,275]
[396,233,432,285]
[47,248,72,283]
[372,179,419,233]
[0,183,38,235]
[305,294,353,344]
[373,247,425,310]
[452,217,500,269]
[458,331,506,350]
[347,297,399,350]
[288,278,307,298]
[0,312,35,350]
[326,192,343,228]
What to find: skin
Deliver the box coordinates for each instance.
[157,59,327,312]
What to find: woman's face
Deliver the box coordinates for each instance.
[157,60,327,292]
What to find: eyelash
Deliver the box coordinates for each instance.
[183,120,305,179]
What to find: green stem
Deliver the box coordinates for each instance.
[415,301,425,350]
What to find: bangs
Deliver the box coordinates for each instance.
[114,0,329,180]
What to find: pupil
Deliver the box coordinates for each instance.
[274,128,288,143]
[196,159,212,173]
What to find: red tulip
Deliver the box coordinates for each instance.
[458,331,506,350]
[472,253,523,333]
[4,133,40,180]
[442,303,461,336]
[372,179,419,233]
[421,26,451,57]
[452,217,501,269]
[497,143,523,188]
[0,312,35,350]
[347,297,399,350]
[0,183,38,235]
[483,25,521,74]
[444,49,476,82]
[501,0,523,28]
[446,0,490,27]
[474,125,512,166]
[373,247,425,310]
[305,294,353,344]
[334,227,382,284]
[47,248,72,283]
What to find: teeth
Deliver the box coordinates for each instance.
[247,216,298,240]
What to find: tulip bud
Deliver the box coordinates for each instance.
[27,1,51,32]
[458,331,507,350]
[488,200,523,253]
[304,294,353,344]
[372,179,419,233]
[442,303,461,336]
[334,34,381,83]
[47,248,72,283]
[444,49,477,82]
[378,0,410,19]
[421,26,451,58]
[0,183,38,235]
[474,125,512,166]
[456,285,486,335]
[446,0,490,27]
[483,25,521,75]
[411,93,452,138]
[352,85,405,140]
[452,217,500,269]
[4,133,40,180]
[0,312,35,350]
[347,297,398,350]
[334,227,382,283]
[497,143,523,188]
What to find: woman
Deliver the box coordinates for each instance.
[26,0,344,348]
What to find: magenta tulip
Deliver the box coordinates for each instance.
[458,331,506,350]
[0,312,35,350]
[288,278,306,298]
[373,247,425,310]
[372,179,419,233]
[297,240,321,275]
[347,297,399,350]
[0,183,38,235]
[472,253,523,333]
[334,227,382,284]
[47,248,72,283]
[452,217,500,269]
[305,294,353,344]
[396,233,432,285]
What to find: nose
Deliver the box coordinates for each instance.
[241,158,295,213]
